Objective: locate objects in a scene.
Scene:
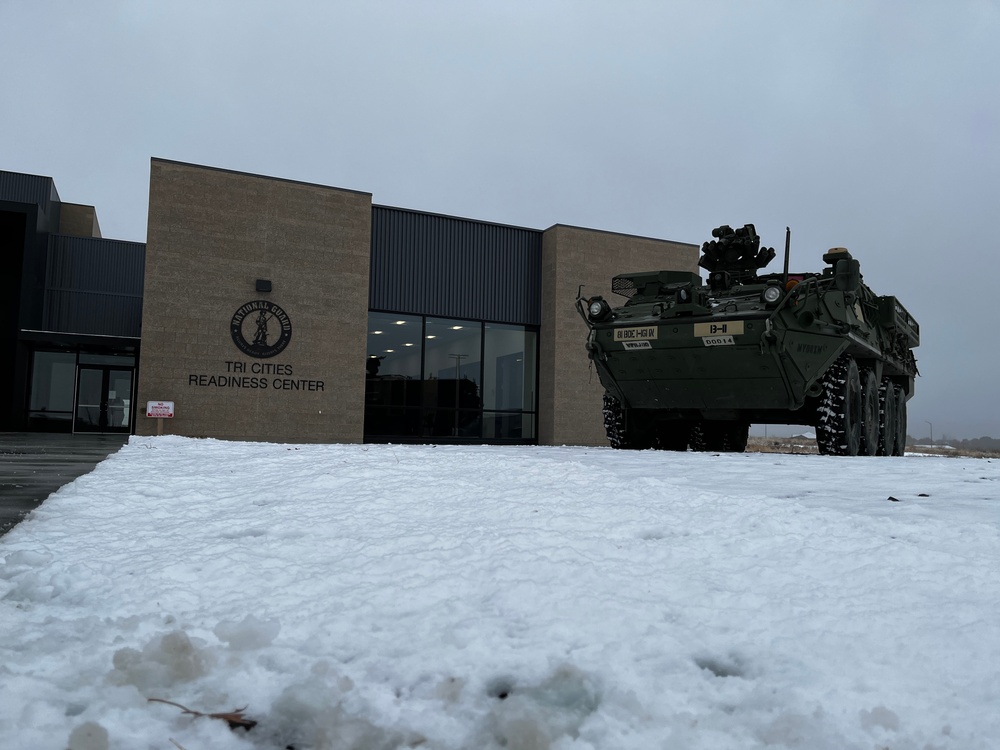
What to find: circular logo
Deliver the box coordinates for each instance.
[230,300,292,358]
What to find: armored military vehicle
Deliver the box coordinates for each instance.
[577,224,918,455]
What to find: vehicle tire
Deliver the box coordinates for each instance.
[655,422,691,451]
[603,393,627,448]
[816,355,863,456]
[602,394,653,449]
[691,421,749,453]
[689,422,706,451]
[892,386,907,456]
[860,368,879,456]
[877,379,896,456]
[718,422,749,453]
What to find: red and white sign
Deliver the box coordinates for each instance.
[146,401,175,418]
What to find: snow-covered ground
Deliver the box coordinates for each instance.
[1,437,997,750]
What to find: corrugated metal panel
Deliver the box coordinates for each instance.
[0,171,58,207]
[370,207,542,325]
[42,235,145,337]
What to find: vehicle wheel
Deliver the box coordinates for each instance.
[859,368,879,456]
[816,355,863,456]
[892,386,907,456]
[691,421,749,453]
[602,394,653,449]
[877,379,896,456]
[655,422,691,451]
[603,393,627,448]
[716,422,749,452]
[688,422,706,451]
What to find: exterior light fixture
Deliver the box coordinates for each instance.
[587,297,612,322]
[255,279,272,293]
[762,284,783,305]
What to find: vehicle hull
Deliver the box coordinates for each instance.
[579,226,919,454]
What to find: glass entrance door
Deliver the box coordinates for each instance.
[75,367,133,433]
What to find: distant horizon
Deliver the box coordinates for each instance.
[751,426,996,443]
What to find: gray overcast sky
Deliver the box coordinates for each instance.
[2,1,998,439]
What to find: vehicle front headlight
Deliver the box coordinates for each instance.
[587,297,612,321]
[762,285,783,305]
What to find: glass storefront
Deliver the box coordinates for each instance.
[365,312,538,442]
[364,313,423,438]
[27,350,136,433]
[483,323,537,440]
[28,352,76,427]
[74,366,133,432]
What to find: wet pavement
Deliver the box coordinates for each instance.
[0,432,129,537]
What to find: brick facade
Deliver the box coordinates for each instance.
[135,160,372,442]
[135,159,699,445]
[539,225,699,446]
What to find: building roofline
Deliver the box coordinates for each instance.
[544,222,699,248]
[149,159,695,247]
[372,203,542,234]
[1,168,55,182]
[150,157,373,198]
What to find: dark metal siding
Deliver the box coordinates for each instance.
[0,171,58,210]
[42,235,145,338]
[370,206,542,325]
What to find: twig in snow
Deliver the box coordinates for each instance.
[148,697,258,731]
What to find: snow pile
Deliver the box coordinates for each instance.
[1,437,998,749]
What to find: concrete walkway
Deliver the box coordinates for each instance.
[0,432,129,537]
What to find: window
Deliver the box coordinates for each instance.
[364,313,537,442]
[28,351,76,424]
[365,313,423,437]
[483,324,537,439]
[424,318,482,438]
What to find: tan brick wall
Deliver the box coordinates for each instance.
[136,159,372,443]
[58,203,102,237]
[539,225,699,446]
